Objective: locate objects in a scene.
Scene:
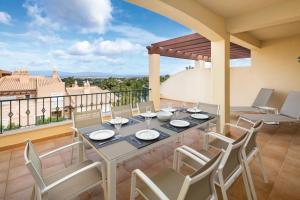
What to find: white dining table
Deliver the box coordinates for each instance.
[78,110,220,200]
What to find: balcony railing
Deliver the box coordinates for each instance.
[0,88,150,134]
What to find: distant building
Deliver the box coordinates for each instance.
[0,69,65,99]
[0,69,12,78]
[66,80,118,114]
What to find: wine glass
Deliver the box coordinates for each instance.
[182,102,187,112]
[114,117,122,135]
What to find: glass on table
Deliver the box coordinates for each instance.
[114,116,122,135]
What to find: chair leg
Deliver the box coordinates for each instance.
[241,169,253,200]
[101,164,108,200]
[244,162,257,200]
[130,174,137,200]
[255,150,268,183]
[203,132,209,151]
[218,174,228,200]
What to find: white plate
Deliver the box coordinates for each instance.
[141,112,157,118]
[162,108,176,112]
[109,118,129,125]
[170,120,190,127]
[89,130,115,140]
[187,107,202,113]
[135,129,160,140]
[191,114,209,119]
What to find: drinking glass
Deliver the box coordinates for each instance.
[114,117,122,135]
[182,102,187,111]
[145,116,152,129]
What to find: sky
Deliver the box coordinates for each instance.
[0,0,197,76]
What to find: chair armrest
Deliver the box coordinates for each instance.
[180,145,210,162]
[206,132,235,144]
[71,126,78,132]
[42,161,102,193]
[236,116,256,126]
[224,123,249,132]
[175,146,208,166]
[39,141,83,159]
[132,169,169,200]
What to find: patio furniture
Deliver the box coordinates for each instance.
[197,102,220,132]
[204,120,267,200]
[71,110,103,162]
[111,104,133,118]
[137,101,155,113]
[231,88,274,113]
[238,91,300,125]
[24,140,107,200]
[177,132,253,200]
[77,108,219,200]
[130,151,223,200]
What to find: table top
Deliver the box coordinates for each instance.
[79,110,217,162]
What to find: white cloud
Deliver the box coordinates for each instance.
[109,24,166,45]
[0,11,11,25]
[95,39,143,55]
[23,0,112,34]
[69,41,93,56]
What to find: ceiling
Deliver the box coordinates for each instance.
[195,0,286,18]
[249,21,300,41]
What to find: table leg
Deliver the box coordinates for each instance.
[107,160,117,200]
[216,117,221,133]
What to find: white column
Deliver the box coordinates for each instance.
[211,35,230,132]
[148,54,160,110]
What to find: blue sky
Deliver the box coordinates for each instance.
[0,0,196,75]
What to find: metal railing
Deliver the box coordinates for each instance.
[0,88,150,134]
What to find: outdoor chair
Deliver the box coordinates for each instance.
[130,150,223,200]
[71,109,103,162]
[197,102,220,132]
[204,120,267,200]
[177,132,253,200]
[137,101,155,113]
[238,91,300,125]
[24,140,107,200]
[231,88,274,113]
[111,104,133,118]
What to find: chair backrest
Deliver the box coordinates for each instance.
[244,120,264,156]
[279,91,300,119]
[252,88,274,107]
[73,109,102,129]
[178,152,223,200]
[137,101,155,113]
[24,140,46,190]
[220,132,249,182]
[111,104,133,118]
[197,102,220,115]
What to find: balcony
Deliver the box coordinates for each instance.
[0,98,299,199]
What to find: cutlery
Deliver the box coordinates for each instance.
[97,135,122,146]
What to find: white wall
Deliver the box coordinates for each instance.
[161,34,300,108]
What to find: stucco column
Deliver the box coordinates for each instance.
[149,54,160,110]
[211,35,230,132]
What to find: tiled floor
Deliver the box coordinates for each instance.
[0,108,300,199]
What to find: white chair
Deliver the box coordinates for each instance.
[130,150,224,200]
[231,88,274,113]
[71,109,103,162]
[238,91,300,125]
[24,140,107,200]
[203,121,267,200]
[111,104,133,118]
[137,101,155,113]
[197,102,220,132]
[177,132,253,200]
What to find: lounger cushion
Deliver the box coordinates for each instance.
[241,114,298,123]
[44,160,101,200]
[252,88,274,107]
[136,168,185,200]
[279,91,300,119]
[231,106,264,113]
